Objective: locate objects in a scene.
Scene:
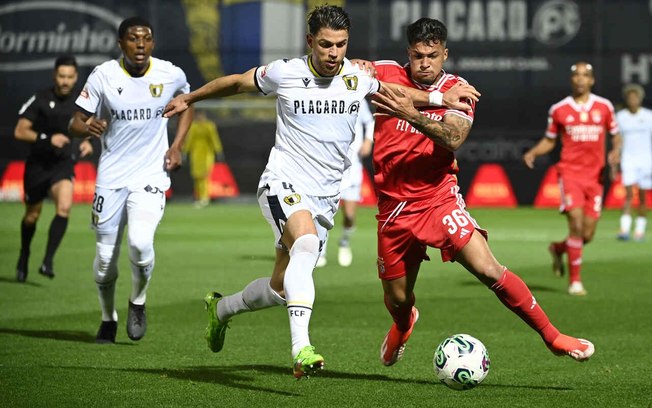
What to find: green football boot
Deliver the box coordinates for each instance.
[293,346,325,379]
[204,292,230,352]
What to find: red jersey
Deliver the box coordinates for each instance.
[546,93,618,181]
[372,61,475,200]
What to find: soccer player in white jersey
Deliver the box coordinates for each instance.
[616,83,652,241]
[68,17,193,344]
[317,99,374,267]
[165,5,477,379]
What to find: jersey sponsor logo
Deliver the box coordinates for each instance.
[565,124,602,142]
[117,87,123,95]
[342,75,358,90]
[302,78,311,87]
[395,111,443,133]
[149,84,164,97]
[348,101,360,114]
[110,108,159,121]
[293,99,347,115]
[283,193,301,205]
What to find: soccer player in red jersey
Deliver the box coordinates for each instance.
[370,18,595,366]
[523,62,621,296]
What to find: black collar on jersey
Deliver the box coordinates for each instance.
[308,56,343,77]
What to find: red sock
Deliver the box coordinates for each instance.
[384,292,415,332]
[552,240,566,254]
[491,270,560,344]
[566,237,583,283]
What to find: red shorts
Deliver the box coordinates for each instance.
[558,173,603,219]
[376,176,487,281]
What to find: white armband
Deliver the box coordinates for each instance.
[428,91,443,106]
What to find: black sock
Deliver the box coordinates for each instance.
[43,215,68,266]
[20,219,36,256]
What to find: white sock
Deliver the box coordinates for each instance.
[635,216,647,236]
[97,281,118,321]
[217,277,285,322]
[620,214,632,234]
[339,227,355,246]
[284,234,320,358]
[130,260,153,305]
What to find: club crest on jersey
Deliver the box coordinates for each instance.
[591,110,602,123]
[342,75,358,90]
[283,193,301,206]
[149,84,164,98]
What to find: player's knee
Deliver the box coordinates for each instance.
[128,242,154,267]
[94,242,117,283]
[289,234,320,257]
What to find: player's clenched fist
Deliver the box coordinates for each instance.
[164,95,190,118]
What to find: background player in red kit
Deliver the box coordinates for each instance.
[370,18,595,367]
[523,62,621,296]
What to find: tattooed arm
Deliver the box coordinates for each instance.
[373,82,473,151]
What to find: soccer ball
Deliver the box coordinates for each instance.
[433,334,490,391]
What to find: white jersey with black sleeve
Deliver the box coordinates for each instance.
[254,56,380,196]
[75,57,190,190]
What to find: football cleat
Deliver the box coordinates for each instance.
[548,243,565,278]
[293,346,324,379]
[633,233,645,242]
[380,307,419,366]
[616,232,630,241]
[337,245,352,267]
[96,321,117,344]
[548,334,594,362]
[16,252,29,283]
[127,301,147,341]
[38,263,55,279]
[568,281,587,296]
[204,292,230,353]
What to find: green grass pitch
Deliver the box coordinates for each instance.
[1,202,650,407]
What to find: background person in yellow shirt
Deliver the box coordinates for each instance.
[183,109,223,208]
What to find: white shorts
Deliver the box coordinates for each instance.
[257,178,339,250]
[91,183,166,234]
[621,161,652,189]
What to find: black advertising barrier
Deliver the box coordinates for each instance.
[1,0,650,201]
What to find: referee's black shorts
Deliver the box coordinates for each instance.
[23,157,74,205]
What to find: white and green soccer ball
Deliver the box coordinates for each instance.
[433,333,490,391]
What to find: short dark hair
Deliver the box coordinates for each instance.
[54,55,77,70]
[307,5,351,35]
[406,18,447,46]
[118,16,153,39]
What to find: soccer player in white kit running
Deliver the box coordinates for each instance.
[317,99,374,267]
[616,83,652,241]
[69,17,193,344]
[165,5,477,379]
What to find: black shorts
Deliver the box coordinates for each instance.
[23,158,74,204]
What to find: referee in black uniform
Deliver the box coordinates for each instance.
[14,55,95,282]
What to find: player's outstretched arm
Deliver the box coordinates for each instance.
[522,137,556,169]
[164,68,258,118]
[372,84,472,151]
[382,81,480,111]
